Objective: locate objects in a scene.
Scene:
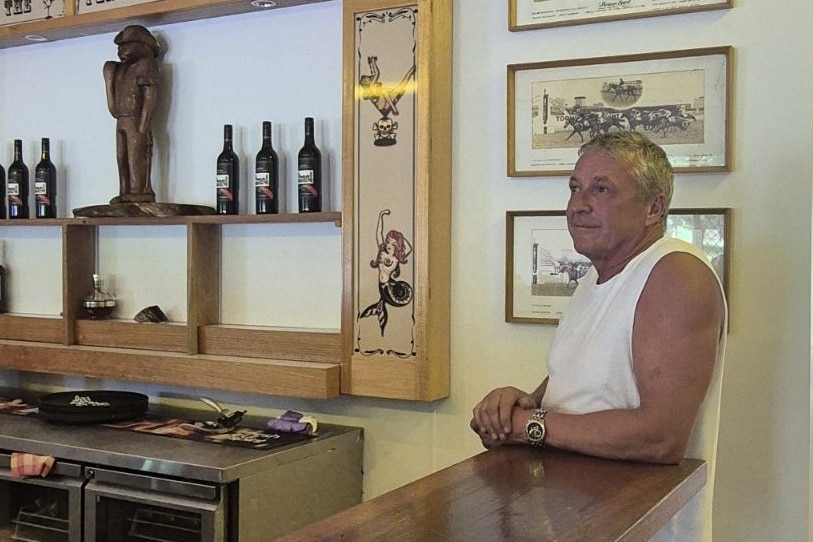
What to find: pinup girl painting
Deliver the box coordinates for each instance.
[359,209,413,336]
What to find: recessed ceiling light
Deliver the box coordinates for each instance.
[24,34,48,42]
[250,0,277,7]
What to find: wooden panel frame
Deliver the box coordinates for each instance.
[341,0,452,401]
[0,315,62,343]
[199,326,342,363]
[75,319,188,352]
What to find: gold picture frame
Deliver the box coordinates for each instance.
[509,0,732,31]
[508,46,733,177]
[506,208,731,325]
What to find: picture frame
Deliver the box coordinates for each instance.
[509,0,732,32]
[505,208,731,325]
[507,47,732,177]
[506,210,585,325]
[666,207,731,302]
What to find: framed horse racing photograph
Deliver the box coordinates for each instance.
[509,0,732,31]
[506,210,591,325]
[506,208,731,326]
[507,46,732,177]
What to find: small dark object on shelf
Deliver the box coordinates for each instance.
[82,274,116,319]
[134,305,169,323]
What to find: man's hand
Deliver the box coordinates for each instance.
[471,386,537,445]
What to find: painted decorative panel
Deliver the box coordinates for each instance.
[342,0,452,401]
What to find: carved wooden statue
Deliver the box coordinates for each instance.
[103,25,160,204]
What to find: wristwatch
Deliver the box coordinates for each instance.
[524,409,548,447]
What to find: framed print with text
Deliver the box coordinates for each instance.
[506,211,587,325]
[509,0,732,31]
[506,208,731,325]
[508,46,732,177]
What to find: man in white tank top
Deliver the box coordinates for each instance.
[471,131,727,541]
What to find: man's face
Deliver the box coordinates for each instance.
[566,151,658,270]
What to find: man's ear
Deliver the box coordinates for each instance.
[645,195,666,226]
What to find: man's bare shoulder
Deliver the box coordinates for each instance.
[638,250,724,333]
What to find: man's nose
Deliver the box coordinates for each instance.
[567,192,590,213]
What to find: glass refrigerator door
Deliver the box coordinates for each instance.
[85,480,225,542]
[0,474,83,542]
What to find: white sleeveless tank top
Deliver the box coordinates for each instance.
[542,236,727,541]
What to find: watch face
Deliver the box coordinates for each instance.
[527,421,545,443]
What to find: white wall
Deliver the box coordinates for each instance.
[1,1,811,540]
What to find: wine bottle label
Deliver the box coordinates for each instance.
[298,170,315,185]
[7,183,19,196]
[34,181,47,195]
[216,174,230,188]
[255,173,271,187]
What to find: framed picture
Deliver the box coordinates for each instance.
[506,210,586,324]
[506,208,731,325]
[509,0,732,31]
[667,207,731,301]
[508,47,732,177]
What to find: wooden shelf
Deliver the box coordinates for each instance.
[75,319,188,352]
[0,314,63,343]
[0,212,341,227]
[0,339,341,399]
[0,215,343,399]
[0,0,334,50]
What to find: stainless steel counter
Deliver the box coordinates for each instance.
[0,412,362,484]
[0,406,364,541]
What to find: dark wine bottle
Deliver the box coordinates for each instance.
[34,137,57,219]
[297,117,322,213]
[0,240,6,314]
[8,139,29,219]
[0,158,5,220]
[255,121,279,215]
[216,124,240,215]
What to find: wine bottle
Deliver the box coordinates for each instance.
[0,240,7,314]
[255,121,279,215]
[34,137,57,219]
[7,139,29,219]
[216,124,240,215]
[0,158,5,220]
[297,117,322,213]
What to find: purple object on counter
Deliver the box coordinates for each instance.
[267,410,310,433]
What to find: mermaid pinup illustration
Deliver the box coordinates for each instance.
[359,209,413,336]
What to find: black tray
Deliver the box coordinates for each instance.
[38,391,148,425]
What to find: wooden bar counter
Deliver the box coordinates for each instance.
[275,446,706,542]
